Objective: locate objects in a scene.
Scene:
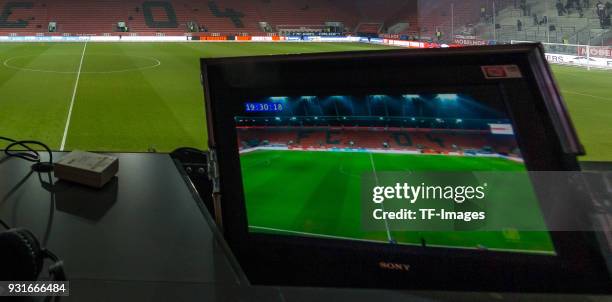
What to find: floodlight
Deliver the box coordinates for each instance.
[402,94,420,100]
[270,96,288,101]
[436,94,459,101]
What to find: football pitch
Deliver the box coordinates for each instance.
[241,150,555,254]
[0,42,610,161]
[0,42,389,152]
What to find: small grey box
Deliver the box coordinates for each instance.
[55,151,119,188]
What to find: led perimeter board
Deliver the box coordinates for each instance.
[201,44,610,292]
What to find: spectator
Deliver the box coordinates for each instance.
[597,1,605,19]
[595,1,608,26]
[565,0,574,14]
[605,2,612,27]
[557,0,567,15]
[480,6,486,21]
[533,13,539,25]
[517,19,523,31]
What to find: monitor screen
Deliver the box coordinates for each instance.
[234,89,555,255]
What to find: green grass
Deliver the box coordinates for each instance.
[551,65,612,162]
[241,150,555,254]
[0,43,610,160]
[0,42,391,152]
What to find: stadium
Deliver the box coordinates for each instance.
[0,0,610,160]
[235,94,554,253]
[1,0,611,297]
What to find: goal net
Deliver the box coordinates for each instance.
[511,41,612,70]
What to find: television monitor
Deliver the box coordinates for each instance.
[201,44,610,292]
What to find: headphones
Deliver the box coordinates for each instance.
[0,221,66,282]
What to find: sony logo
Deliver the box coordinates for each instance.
[379,261,410,272]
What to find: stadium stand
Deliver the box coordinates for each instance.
[355,22,383,36]
[0,0,606,46]
[255,0,356,33]
[345,0,412,35]
[481,0,612,45]
[0,0,415,36]
[400,0,513,40]
[48,0,126,34]
[0,1,45,33]
[237,127,520,156]
[184,0,259,34]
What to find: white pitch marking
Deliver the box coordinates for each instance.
[369,152,380,184]
[249,225,387,244]
[562,90,612,102]
[60,42,87,151]
[3,54,161,74]
[369,152,394,243]
[248,226,556,255]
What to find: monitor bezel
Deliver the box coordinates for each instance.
[201,44,610,292]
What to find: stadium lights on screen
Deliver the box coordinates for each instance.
[436,94,459,101]
[402,94,420,100]
[270,97,289,101]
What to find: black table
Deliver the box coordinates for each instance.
[0,152,247,300]
[1,153,609,301]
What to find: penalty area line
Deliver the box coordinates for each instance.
[60,42,87,151]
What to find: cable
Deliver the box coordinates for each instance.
[0,136,40,161]
[170,147,208,159]
[0,149,65,298]
[0,136,54,171]
[172,147,207,155]
[7,140,53,164]
[0,218,9,230]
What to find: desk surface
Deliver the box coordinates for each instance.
[1,153,609,301]
[0,153,242,289]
